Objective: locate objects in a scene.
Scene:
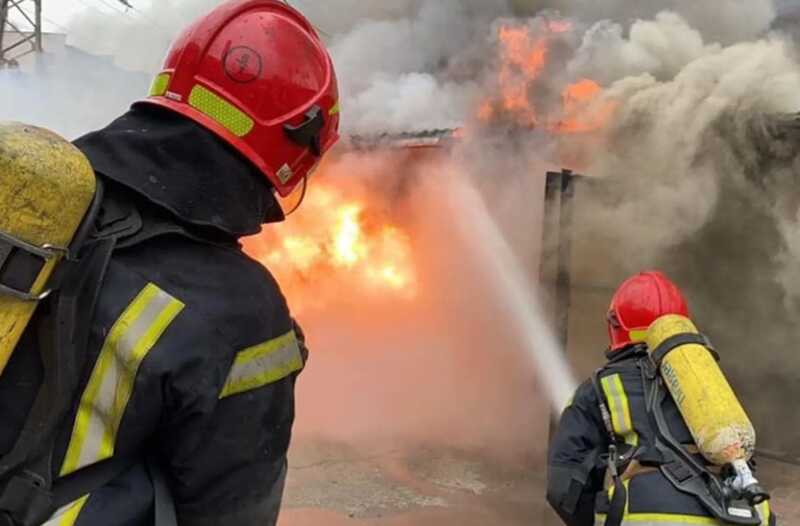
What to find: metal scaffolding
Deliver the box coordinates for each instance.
[0,0,43,68]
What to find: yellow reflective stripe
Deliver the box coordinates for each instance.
[628,329,648,343]
[60,284,184,475]
[625,514,719,524]
[188,85,254,137]
[596,513,719,525]
[220,330,304,399]
[563,393,575,413]
[42,495,90,526]
[329,100,340,115]
[601,373,639,447]
[757,500,770,525]
[149,72,171,97]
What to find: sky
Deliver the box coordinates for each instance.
[30,0,800,34]
[29,0,155,33]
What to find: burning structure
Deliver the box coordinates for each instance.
[3,0,800,522]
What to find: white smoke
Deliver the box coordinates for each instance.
[3,0,800,462]
[568,12,713,85]
[549,0,776,45]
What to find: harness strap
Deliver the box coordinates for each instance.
[147,456,178,526]
[650,333,719,368]
[604,476,626,526]
[51,454,138,510]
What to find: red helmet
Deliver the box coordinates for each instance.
[607,271,689,351]
[139,0,340,197]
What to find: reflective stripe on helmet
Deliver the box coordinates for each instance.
[59,283,185,476]
[149,73,171,97]
[600,374,639,447]
[188,85,254,138]
[219,330,304,399]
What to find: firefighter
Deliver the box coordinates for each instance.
[546,271,776,526]
[0,1,339,525]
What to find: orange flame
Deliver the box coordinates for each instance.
[478,21,616,135]
[481,25,550,127]
[243,177,417,311]
[555,78,618,133]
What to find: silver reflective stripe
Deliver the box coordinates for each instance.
[600,373,639,447]
[596,513,721,525]
[59,283,185,476]
[41,495,89,526]
[220,330,304,399]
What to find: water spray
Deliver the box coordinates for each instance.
[443,172,577,413]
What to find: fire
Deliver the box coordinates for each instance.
[480,25,550,126]
[332,205,367,266]
[243,178,418,310]
[556,79,618,133]
[478,20,616,135]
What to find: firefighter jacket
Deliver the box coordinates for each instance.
[546,346,775,526]
[0,106,305,526]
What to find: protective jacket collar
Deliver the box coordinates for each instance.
[74,105,285,238]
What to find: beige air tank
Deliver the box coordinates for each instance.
[0,122,96,377]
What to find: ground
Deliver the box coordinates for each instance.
[279,440,800,525]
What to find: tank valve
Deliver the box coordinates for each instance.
[726,459,770,505]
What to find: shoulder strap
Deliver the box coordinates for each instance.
[642,365,761,526]
[0,238,116,526]
[650,333,719,368]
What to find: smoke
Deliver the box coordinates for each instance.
[3,0,800,462]
[552,10,800,453]
[548,0,776,45]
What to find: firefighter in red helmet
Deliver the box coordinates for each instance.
[0,2,338,525]
[546,272,775,526]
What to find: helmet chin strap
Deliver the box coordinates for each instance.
[282,175,308,217]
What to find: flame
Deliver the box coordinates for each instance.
[243,177,417,311]
[556,78,618,133]
[481,25,549,127]
[478,20,616,135]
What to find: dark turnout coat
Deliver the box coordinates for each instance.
[546,346,774,526]
[0,105,303,526]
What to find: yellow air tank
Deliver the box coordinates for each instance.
[0,122,97,377]
[645,314,755,467]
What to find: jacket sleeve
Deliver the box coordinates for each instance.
[547,380,609,526]
[155,316,307,526]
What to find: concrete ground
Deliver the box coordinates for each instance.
[279,441,800,525]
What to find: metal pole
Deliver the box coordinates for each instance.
[540,169,579,526]
[0,0,43,67]
[34,0,40,51]
[0,0,9,64]
[555,170,575,354]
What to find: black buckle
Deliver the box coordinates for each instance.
[283,105,325,156]
[0,472,54,526]
[0,231,67,302]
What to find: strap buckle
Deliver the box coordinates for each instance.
[0,471,54,526]
[0,231,68,302]
[283,105,325,156]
